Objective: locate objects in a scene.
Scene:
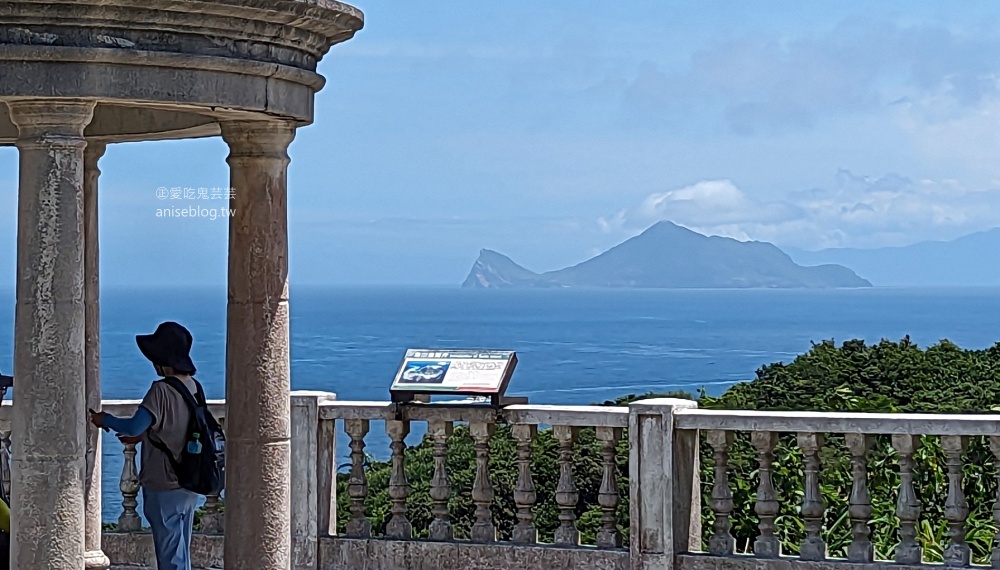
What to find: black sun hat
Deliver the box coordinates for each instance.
[136,321,196,374]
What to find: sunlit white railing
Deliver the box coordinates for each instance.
[677,408,1000,568]
[321,400,629,548]
[2,395,995,570]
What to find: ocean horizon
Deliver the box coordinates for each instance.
[1,285,999,521]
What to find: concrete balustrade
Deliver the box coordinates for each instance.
[2,396,999,570]
[323,400,635,570]
[676,408,1000,570]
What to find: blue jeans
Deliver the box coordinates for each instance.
[142,488,199,570]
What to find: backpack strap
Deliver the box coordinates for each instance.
[145,377,205,464]
[147,432,180,463]
[159,376,206,412]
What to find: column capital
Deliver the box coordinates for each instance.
[7,100,96,144]
[220,120,296,159]
[84,141,107,169]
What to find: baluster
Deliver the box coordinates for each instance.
[317,418,339,537]
[707,430,735,555]
[751,431,780,558]
[596,426,622,549]
[893,434,922,564]
[201,492,224,534]
[942,435,970,567]
[385,419,411,539]
[553,425,579,546]
[990,436,1000,569]
[797,432,826,560]
[118,442,142,531]
[0,430,11,500]
[470,421,496,542]
[344,419,371,538]
[511,424,537,544]
[845,433,874,562]
[428,420,453,541]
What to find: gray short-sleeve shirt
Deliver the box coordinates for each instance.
[138,378,196,491]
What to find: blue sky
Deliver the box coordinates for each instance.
[3,1,1000,286]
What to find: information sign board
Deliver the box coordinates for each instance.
[389,349,517,404]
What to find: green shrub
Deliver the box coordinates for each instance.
[337,338,1000,560]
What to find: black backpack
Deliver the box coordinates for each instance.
[148,376,226,496]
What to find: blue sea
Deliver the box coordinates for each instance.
[1,286,999,522]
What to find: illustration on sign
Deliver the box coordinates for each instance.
[391,349,516,395]
[400,361,450,384]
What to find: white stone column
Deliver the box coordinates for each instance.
[628,398,702,570]
[84,140,110,570]
[221,120,296,570]
[8,99,95,570]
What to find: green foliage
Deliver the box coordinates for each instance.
[697,337,1000,562]
[338,339,1000,559]
[336,423,630,544]
[705,337,1000,413]
[336,390,694,545]
[193,499,223,531]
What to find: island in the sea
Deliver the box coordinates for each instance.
[462,221,872,289]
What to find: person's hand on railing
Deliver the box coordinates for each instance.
[88,409,109,432]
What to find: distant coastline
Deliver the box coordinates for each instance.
[3,226,998,290]
[463,221,871,289]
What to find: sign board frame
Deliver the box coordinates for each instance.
[389,349,518,407]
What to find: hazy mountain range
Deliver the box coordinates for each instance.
[785,228,1000,287]
[465,223,1000,289]
[463,221,871,289]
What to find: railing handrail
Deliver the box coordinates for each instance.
[6,396,994,434]
[318,399,629,427]
[319,400,391,420]
[674,407,1000,435]
[0,398,227,422]
[503,404,628,427]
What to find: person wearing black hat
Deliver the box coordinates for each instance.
[90,322,202,570]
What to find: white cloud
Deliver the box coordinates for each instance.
[604,171,1000,250]
[635,180,800,227]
